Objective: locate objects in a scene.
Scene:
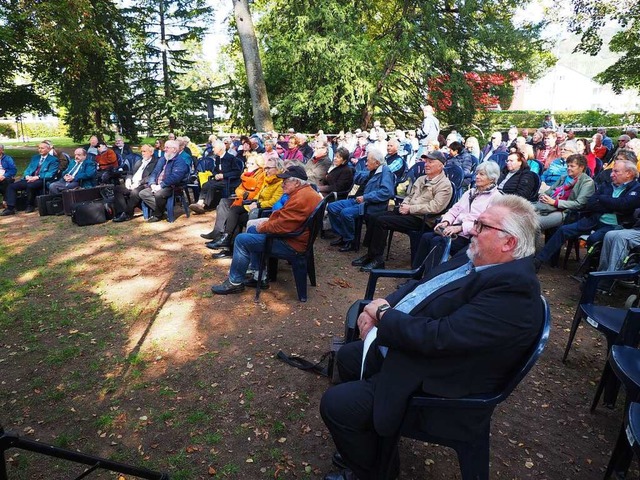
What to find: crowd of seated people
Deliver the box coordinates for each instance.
[4,120,640,290]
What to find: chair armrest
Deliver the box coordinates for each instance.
[410,392,500,409]
[364,266,424,300]
[581,266,640,303]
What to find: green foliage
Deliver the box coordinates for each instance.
[0,121,69,139]
[225,0,554,131]
[123,0,215,133]
[569,0,640,94]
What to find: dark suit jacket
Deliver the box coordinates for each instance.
[127,157,159,188]
[372,254,542,436]
[216,152,242,181]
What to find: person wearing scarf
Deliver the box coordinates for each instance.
[203,153,265,251]
[534,154,595,232]
[411,161,503,269]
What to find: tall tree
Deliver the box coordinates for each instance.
[231,0,273,132]
[123,0,213,133]
[3,0,131,140]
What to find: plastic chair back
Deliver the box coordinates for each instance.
[255,193,333,302]
[489,152,508,170]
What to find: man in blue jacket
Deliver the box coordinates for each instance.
[139,140,190,222]
[535,158,640,269]
[48,148,97,194]
[0,144,17,206]
[2,141,59,215]
[327,148,395,252]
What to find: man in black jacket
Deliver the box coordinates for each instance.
[189,141,242,213]
[320,195,543,480]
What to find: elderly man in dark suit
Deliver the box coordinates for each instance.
[112,144,159,222]
[320,194,542,480]
[189,140,242,213]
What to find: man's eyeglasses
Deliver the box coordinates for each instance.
[473,220,512,236]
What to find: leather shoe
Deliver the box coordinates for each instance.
[200,230,220,240]
[209,233,231,249]
[329,237,344,247]
[112,212,131,223]
[332,452,348,470]
[211,249,232,259]
[360,257,385,272]
[147,215,162,223]
[24,205,35,213]
[339,242,355,252]
[243,278,269,289]
[189,203,206,214]
[1,208,16,216]
[351,254,371,267]
[323,469,357,480]
[211,278,245,295]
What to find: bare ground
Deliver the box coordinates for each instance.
[0,208,638,479]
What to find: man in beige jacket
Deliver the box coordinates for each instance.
[352,150,453,271]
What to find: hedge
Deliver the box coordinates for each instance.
[0,120,69,139]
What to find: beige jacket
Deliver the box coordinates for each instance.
[402,171,453,217]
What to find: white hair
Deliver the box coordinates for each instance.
[491,195,539,259]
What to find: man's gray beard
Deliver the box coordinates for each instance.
[165,152,176,160]
[466,239,477,264]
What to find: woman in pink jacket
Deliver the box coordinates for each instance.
[411,160,503,268]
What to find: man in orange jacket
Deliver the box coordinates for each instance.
[211,166,321,294]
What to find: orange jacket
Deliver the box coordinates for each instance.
[96,149,118,170]
[231,168,265,207]
[257,184,322,252]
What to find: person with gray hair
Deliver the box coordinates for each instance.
[535,158,640,270]
[189,140,242,214]
[327,148,395,252]
[304,139,332,186]
[411,160,503,269]
[0,144,17,206]
[320,194,542,480]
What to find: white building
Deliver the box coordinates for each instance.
[509,29,640,113]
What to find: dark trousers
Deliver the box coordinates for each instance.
[113,185,145,216]
[412,232,470,269]
[199,179,227,209]
[537,216,621,263]
[139,186,174,217]
[6,178,44,208]
[224,205,249,236]
[0,177,13,202]
[364,210,425,258]
[320,341,398,480]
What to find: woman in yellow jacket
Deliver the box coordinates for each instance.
[246,158,285,220]
[204,154,266,255]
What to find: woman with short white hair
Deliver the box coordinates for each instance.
[411,161,502,268]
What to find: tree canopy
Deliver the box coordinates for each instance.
[224,0,554,132]
[569,0,640,94]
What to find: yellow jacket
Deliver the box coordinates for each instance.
[246,174,283,211]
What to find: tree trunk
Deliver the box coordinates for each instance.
[159,0,175,131]
[232,0,273,132]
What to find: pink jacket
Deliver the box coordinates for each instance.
[440,186,502,237]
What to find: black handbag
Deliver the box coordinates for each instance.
[71,201,108,226]
[37,194,62,216]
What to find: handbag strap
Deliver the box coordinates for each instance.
[276,350,331,376]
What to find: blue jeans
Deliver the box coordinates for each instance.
[228,232,298,284]
[537,216,622,263]
[327,199,361,242]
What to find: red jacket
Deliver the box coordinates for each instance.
[257,184,321,252]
